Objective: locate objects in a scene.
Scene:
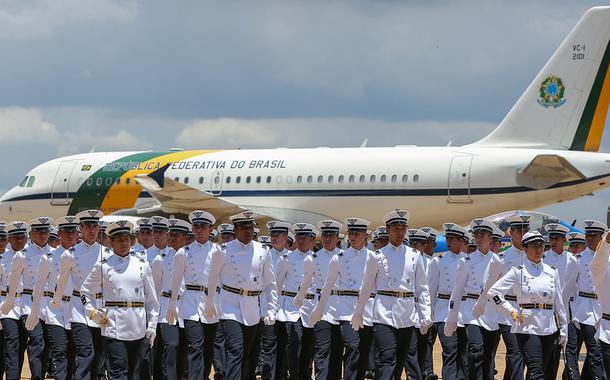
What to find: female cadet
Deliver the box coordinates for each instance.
[591,231,610,378]
[487,231,568,380]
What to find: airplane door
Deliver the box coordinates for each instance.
[51,160,78,205]
[210,171,223,195]
[448,155,472,202]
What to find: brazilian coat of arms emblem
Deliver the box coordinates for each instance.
[537,75,566,108]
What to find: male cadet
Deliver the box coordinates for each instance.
[25,216,78,379]
[133,218,154,253]
[146,216,170,263]
[203,210,277,380]
[80,220,159,379]
[351,210,432,380]
[287,232,296,250]
[568,232,586,255]
[97,221,111,248]
[210,229,218,243]
[259,235,272,249]
[166,210,219,380]
[311,217,375,380]
[408,229,429,252]
[49,227,61,248]
[0,222,7,379]
[428,223,468,380]
[277,223,317,380]
[591,230,610,379]
[260,220,291,380]
[474,215,530,380]
[372,226,390,250]
[52,210,107,379]
[218,223,236,244]
[418,227,439,380]
[446,218,501,380]
[1,221,30,380]
[571,220,606,378]
[2,217,53,380]
[490,227,504,254]
[152,218,191,380]
[294,219,343,380]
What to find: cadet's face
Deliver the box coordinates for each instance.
[412,241,426,252]
[153,229,169,247]
[569,242,585,254]
[490,239,502,253]
[59,229,79,248]
[235,223,254,244]
[549,235,566,252]
[110,234,131,256]
[348,230,367,249]
[80,223,100,244]
[295,235,313,251]
[320,232,339,251]
[509,225,529,248]
[269,231,287,250]
[8,233,27,251]
[585,232,602,251]
[378,236,389,248]
[221,233,236,243]
[445,235,462,253]
[474,230,492,251]
[424,239,436,254]
[169,231,188,250]
[48,237,60,248]
[30,229,49,247]
[192,223,212,243]
[0,236,7,251]
[467,245,477,253]
[138,230,154,247]
[387,224,407,243]
[524,242,545,263]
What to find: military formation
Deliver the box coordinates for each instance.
[0,208,609,380]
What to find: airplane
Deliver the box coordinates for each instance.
[0,6,609,230]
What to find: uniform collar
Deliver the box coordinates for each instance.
[113,252,131,262]
[526,257,543,270]
[294,249,309,256]
[80,240,99,250]
[350,246,367,255]
[319,247,335,255]
[237,239,252,248]
[388,242,403,250]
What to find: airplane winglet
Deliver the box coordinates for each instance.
[148,163,170,188]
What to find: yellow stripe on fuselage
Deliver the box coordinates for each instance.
[100,150,218,212]
[585,64,610,152]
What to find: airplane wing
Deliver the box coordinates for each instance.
[516,154,586,189]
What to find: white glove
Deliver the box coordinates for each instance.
[472,299,486,319]
[166,306,177,326]
[145,327,156,346]
[204,302,217,319]
[558,333,567,348]
[293,295,304,309]
[0,301,12,316]
[419,319,432,335]
[443,321,457,337]
[309,304,323,325]
[25,313,39,331]
[351,312,364,331]
[263,315,275,325]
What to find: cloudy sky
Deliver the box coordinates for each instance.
[0,0,609,223]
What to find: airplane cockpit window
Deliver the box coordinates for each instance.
[27,176,35,187]
[19,177,29,187]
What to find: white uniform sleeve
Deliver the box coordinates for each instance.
[52,251,75,305]
[143,262,160,331]
[4,253,25,309]
[427,257,441,316]
[488,267,520,317]
[30,254,52,319]
[592,238,610,292]
[415,254,432,322]
[151,256,163,297]
[168,249,186,303]
[316,254,340,309]
[261,250,278,319]
[204,245,225,306]
[355,250,379,316]
[294,255,315,301]
[553,267,568,332]
[80,262,103,316]
[447,257,469,323]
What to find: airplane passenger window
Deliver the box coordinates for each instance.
[413,175,419,183]
[349,175,355,183]
[391,175,397,183]
[338,175,344,183]
[246,176,251,184]
[359,175,365,183]
[199,177,204,184]
[87,178,93,186]
[256,176,261,184]
[328,175,334,183]
[184,177,189,184]
[317,175,323,183]
[307,176,313,184]
[105,178,112,186]
[236,176,241,184]
[297,176,302,184]
[370,175,376,183]
[226,176,231,184]
[402,175,408,183]
[115,178,121,185]
[174,177,180,182]
[277,176,284,184]
[267,176,272,183]
[126,178,131,185]
[380,175,386,183]
[96,178,103,186]
[27,176,35,187]
[19,177,29,187]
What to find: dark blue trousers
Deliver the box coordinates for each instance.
[105,337,148,379]
[70,322,106,379]
[2,317,26,380]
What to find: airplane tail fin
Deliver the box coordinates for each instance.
[470,7,610,151]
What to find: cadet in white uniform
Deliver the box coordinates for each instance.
[541,223,578,378]
[151,218,190,380]
[1,221,30,380]
[373,227,389,250]
[294,219,343,380]
[80,220,159,379]
[352,210,432,380]
[145,216,170,264]
[132,218,154,253]
[204,211,277,380]
[259,220,290,380]
[572,220,606,379]
[445,218,501,380]
[26,216,79,380]
[52,210,107,380]
[428,222,468,380]
[276,223,317,380]
[567,232,586,254]
[0,222,7,379]
[475,215,530,380]
[49,227,61,249]
[311,218,375,380]
[591,231,610,379]
[488,231,568,380]
[490,227,504,254]
[218,223,236,244]
[2,217,53,380]
[418,227,439,380]
[165,210,219,380]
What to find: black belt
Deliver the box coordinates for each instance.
[221,284,262,297]
[377,290,414,298]
[519,303,553,310]
[21,288,33,296]
[437,293,451,300]
[579,291,598,299]
[603,313,610,321]
[462,293,480,300]
[0,290,6,297]
[72,290,102,299]
[105,301,144,308]
[43,291,71,302]
[281,290,298,297]
[505,295,518,302]
[316,289,338,295]
[185,284,209,295]
[334,290,375,298]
